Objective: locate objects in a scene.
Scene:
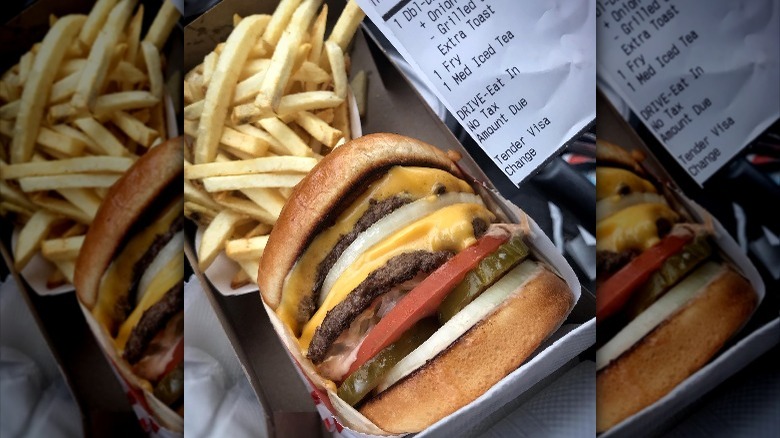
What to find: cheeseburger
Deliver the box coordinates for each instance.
[74,138,184,418]
[259,133,576,433]
[595,140,758,432]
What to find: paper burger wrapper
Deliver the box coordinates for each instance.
[259,180,591,436]
[600,195,767,437]
[78,302,183,436]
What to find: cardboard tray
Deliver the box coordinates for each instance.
[0,0,183,435]
[184,0,596,436]
[596,90,779,436]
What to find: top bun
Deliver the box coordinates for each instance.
[258,133,461,308]
[75,138,184,309]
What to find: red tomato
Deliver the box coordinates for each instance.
[597,233,692,321]
[347,234,508,376]
[161,338,183,377]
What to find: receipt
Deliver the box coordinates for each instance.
[597,0,780,185]
[357,0,596,186]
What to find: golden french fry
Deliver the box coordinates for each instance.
[58,188,101,219]
[37,127,87,157]
[328,0,365,52]
[220,127,270,158]
[244,222,273,238]
[50,70,80,104]
[73,117,129,156]
[19,174,121,192]
[57,59,86,80]
[258,117,312,156]
[185,201,218,225]
[325,41,347,99]
[201,51,218,89]
[213,193,277,224]
[263,0,303,46]
[2,156,133,179]
[0,180,36,211]
[124,4,144,68]
[248,16,273,57]
[50,124,102,154]
[53,260,76,284]
[307,5,328,69]
[184,180,222,210]
[17,52,35,86]
[196,15,268,164]
[30,193,91,224]
[184,119,198,138]
[11,15,86,163]
[292,61,329,83]
[71,0,137,111]
[14,209,59,270]
[41,235,85,262]
[230,268,252,289]
[350,69,367,117]
[110,61,147,84]
[141,41,164,99]
[276,90,343,116]
[225,235,269,261]
[183,101,202,122]
[93,91,159,119]
[202,173,305,192]
[255,0,321,111]
[110,110,159,147]
[295,110,342,147]
[240,59,271,81]
[46,265,68,289]
[333,100,351,142]
[79,0,118,47]
[234,124,288,155]
[0,100,19,120]
[143,0,180,50]
[237,259,260,285]
[241,187,286,218]
[185,155,317,179]
[233,67,270,105]
[199,209,248,271]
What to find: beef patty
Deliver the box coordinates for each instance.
[123,283,183,364]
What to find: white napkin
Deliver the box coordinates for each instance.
[183,275,268,438]
[0,279,82,438]
[481,360,596,438]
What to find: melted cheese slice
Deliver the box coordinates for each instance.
[596,203,679,252]
[298,203,494,351]
[114,253,183,352]
[93,199,182,332]
[279,166,474,333]
[596,167,656,201]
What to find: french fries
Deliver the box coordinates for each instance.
[1,0,177,287]
[185,1,366,284]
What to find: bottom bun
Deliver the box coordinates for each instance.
[596,265,757,432]
[359,267,573,433]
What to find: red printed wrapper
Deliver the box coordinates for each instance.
[79,302,183,436]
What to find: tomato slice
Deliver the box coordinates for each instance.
[597,233,692,321]
[346,234,508,377]
[161,338,184,378]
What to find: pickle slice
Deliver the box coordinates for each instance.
[337,319,438,406]
[627,236,712,318]
[154,363,183,407]
[437,235,529,323]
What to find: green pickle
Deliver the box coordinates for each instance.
[338,319,438,406]
[154,363,183,407]
[437,235,529,323]
[627,236,712,318]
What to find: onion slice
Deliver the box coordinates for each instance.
[375,260,542,393]
[597,192,667,222]
[137,231,184,305]
[318,192,484,307]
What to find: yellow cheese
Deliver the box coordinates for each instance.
[298,203,494,351]
[93,199,182,333]
[114,254,183,352]
[278,166,474,334]
[596,203,678,252]
[596,167,655,201]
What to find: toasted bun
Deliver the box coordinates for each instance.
[596,265,756,432]
[74,138,184,309]
[258,133,461,309]
[596,139,645,174]
[358,266,573,433]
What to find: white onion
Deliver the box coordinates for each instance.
[318,192,484,307]
[375,260,542,393]
[596,192,668,222]
[136,231,184,305]
[596,261,722,371]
